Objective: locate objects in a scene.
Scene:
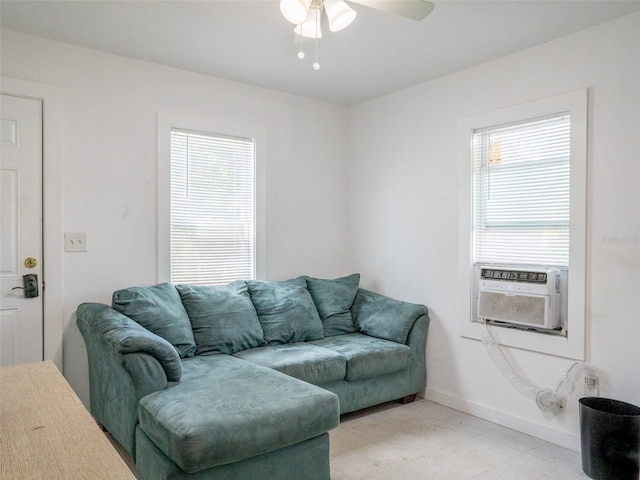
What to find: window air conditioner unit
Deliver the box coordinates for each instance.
[476,266,565,330]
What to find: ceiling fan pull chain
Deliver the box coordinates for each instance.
[313,5,320,70]
[313,37,320,70]
[297,31,305,59]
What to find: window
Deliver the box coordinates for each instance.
[169,129,255,285]
[158,113,265,286]
[458,90,587,360]
[472,114,570,267]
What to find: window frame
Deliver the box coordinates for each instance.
[157,112,266,285]
[458,90,588,360]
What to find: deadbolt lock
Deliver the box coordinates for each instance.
[24,257,38,269]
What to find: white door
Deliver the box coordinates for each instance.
[0,93,44,366]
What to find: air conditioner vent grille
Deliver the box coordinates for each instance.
[478,291,547,326]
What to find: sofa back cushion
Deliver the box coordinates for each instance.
[177,281,265,355]
[112,283,196,358]
[304,274,360,336]
[247,278,324,345]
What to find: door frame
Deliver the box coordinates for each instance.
[1,76,63,371]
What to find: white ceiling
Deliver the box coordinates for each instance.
[2,0,640,105]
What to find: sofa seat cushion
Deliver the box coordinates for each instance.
[137,355,339,474]
[311,333,412,381]
[233,343,346,386]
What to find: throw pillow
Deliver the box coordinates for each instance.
[304,274,360,336]
[112,283,196,358]
[247,278,324,345]
[176,281,265,355]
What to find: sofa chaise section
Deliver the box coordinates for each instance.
[137,355,339,475]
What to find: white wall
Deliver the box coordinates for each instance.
[1,30,353,405]
[347,12,640,450]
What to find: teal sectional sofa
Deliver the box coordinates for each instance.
[77,274,430,480]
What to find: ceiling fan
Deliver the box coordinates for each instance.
[280,0,435,69]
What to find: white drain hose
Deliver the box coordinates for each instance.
[481,320,596,413]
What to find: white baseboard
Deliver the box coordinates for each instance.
[424,388,581,452]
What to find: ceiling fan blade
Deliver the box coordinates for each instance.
[347,0,434,21]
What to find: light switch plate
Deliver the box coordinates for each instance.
[65,232,88,252]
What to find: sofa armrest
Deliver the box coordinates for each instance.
[77,302,182,382]
[405,313,430,393]
[76,302,183,456]
[351,288,429,344]
[122,352,173,399]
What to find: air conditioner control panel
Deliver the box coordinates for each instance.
[478,266,563,296]
[480,268,547,283]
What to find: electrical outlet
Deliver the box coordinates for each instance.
[584,373,599,396]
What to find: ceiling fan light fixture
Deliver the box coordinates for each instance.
[324,0,357,32]
[294,4,323,39]
[280,0,312,25]
[282,0,434,71]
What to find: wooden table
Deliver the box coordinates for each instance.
[1,361,136,479]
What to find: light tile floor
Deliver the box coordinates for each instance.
[330,399,588,480]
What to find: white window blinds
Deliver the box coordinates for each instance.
[472,113,570,267]
[170,129,255,285]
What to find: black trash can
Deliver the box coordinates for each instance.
[579,397,640,480]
